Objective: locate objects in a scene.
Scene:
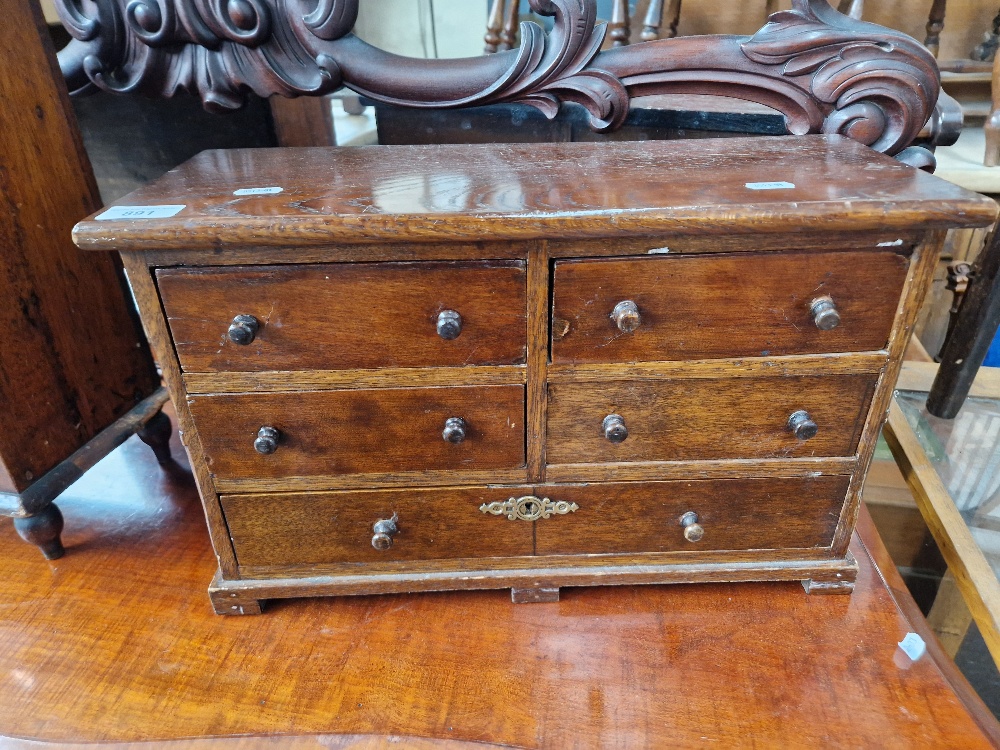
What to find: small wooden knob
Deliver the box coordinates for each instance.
[254,426,280,455]
[228,314,260,345]
[437,310,463,340]
[680,511,704,543]
[810,296,841,331]
[372,514,399,551]
[442,417,468,444]
[611,300,641,333]
[787,410,818,441]
[603,414,628,443]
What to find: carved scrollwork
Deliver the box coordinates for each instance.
[55,0,941,157]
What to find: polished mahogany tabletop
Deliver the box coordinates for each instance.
[0,407,997,748]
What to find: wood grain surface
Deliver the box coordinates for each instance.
[551,250,909,362]
[71,137,998,252]
[531,476,850,556]
[0,0,159,493]
[188,386,526,481]
[222,486,536,567]
[157,261,526,372]
[546,374,876,464]
[0,412,996,747]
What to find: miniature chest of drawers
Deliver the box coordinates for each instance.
[74,135,997,614]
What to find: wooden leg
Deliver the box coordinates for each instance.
[609,0,630,47]
[837,0,864,19]
[14,504,65,560]
[802,578,856,595]
[802,556,858,594]
[927,570,975,658]
[928,227,1000,417]
[986,42,1000,167]
[136,409,173,466]
[484,0,504,53]
[210,589,265,616]
[641,0,665,42]
[499,0,519,52]
[924,0,947,58]
[512,587,560,603]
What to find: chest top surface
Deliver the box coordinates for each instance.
[73,135,996,252]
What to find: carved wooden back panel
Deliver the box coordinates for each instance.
[55,0,940,165]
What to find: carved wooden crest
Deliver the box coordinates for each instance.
[55,0,940,162]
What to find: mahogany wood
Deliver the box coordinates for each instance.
[546,374,876,464]
[75,137,996,611]
[551,251,909,363]
[188,385,526,482]
[157,261,527,372]
[531,476,850,556]
[54,1,942,163]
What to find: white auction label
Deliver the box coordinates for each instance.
[233,186,283,196]
[745,181,796,190]
[96,205,186,220]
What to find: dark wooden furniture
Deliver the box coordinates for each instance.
[1,412,998,746]
[0,0,171,559]
[71,135,996,613]
[54,0,942,169]
[928,223,1000,417]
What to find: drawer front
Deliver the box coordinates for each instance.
[189,385,526,481]
[531,476,850,556]
[157,261,526,372]
[546,374,876,464]
[222,486,535,567]
[551,251,908,363]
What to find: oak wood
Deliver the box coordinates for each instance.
[72,138,998,252]
[526,242,549,482]
[135,231,923,270]
[119,252,240,577]
[544,456,857,483]
[0,0,159,493]
[188,386,526,482]
[183,365,527,394]
[0,420,996,746]
[89,138,993,610]
[832,233,945,556]
[157,261,526,372]
[531,476,850,556]
[546,374,877,464]
[548,352,887,381]
[551,250,908,363]
[222,486,536,567]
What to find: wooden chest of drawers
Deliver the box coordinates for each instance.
[73,136,997,614]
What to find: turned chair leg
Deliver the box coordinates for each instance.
[610,0,630,47]
[137,409,174,466]
[14,503,65,560]
[988,31,1000,167]
[925,0,947,58]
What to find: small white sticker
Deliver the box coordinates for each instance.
[898,632,926,661]
[647,247,671,254]
[233,186,283,196]
[96,205,186,220]
[745,181,796,191]
[877,239,905,247]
